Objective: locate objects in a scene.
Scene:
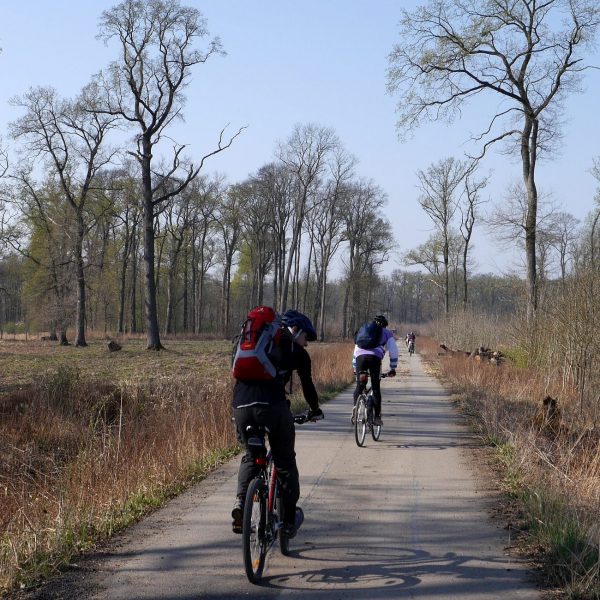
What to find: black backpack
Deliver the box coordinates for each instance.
[354,322,383,349]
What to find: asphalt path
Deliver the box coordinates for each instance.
[49,351,541,599]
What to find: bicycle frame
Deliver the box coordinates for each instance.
[241,412,320,583]
[354,371,387,446]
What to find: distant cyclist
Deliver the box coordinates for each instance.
[231,309,323,538]
[352,315,398,426]
[405,331,416,347]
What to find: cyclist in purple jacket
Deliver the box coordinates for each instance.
[352,315,398,426]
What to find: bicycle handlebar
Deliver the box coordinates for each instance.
[294,411,324,424]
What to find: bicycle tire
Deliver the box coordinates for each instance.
[242,478,267,583]
[355,395,367,447]
[372,421,382,441]
[275,483,290,556]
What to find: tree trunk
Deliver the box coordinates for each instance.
[130,228,138,334]
[74,214,87,347]
[183,246,188,332]
[165,268,176,335]
[522,117,539,323]
[190,234,197,333]
[302,240,313,313]
[142,140,163,350]
[280,217,302,311]
[118,233,130,335]
[443,240,450,315]
[318,269,327,342]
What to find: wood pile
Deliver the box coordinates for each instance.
[439,344,504,365]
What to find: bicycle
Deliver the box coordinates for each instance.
[241,411,323,584]
[408,339,415,355]
[353,371,388,447]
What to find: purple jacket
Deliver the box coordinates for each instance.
[353,329,398,369]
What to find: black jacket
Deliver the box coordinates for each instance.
[232,329,319,411]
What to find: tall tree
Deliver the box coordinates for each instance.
[548,211,579,287]
[189,175,220,333]
[10,86,116,346]
[388,0,600,321]
[460,168,488,307]
[96,0,242,349]
[277,124,337,311]
[163,190,193,334]
[215,184,243,337]
[308,147,355,340]
[6,181,74,343]
[342,180,390,337]
[416,157,466,314]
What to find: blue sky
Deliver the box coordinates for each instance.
[1,1,599,277]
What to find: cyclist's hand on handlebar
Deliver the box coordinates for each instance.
[388,369,396,377]
[307,407,324,421]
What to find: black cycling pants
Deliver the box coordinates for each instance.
[234,402,298,525]
[353,354,383,417]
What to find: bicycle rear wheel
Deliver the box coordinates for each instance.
[355,395,367,447]
[242,478,267,583]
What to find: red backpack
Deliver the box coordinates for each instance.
[232,306,283,381]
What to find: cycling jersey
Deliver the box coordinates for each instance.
[352,329,398,370]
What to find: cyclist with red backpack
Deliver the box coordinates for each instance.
[231,308,323,538]
[352,315,398,426]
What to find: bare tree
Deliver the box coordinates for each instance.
[215,184,243,337]
[388,0,600,321]
[96,0,243,349]
[548,211,579,286]
[238,176,275,306]
[416,157,466,314]
[188,175,220,333]
[308,146,356,340]
[277,124,337,311]
[341,180,390,337]
[488,181,556,259]
[10,86,116,346]
[163,190,193,334]
[460,168,488,307]
[5,180,74,343]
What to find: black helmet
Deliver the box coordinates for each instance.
[282,309,317,341]
[374,315,388,328]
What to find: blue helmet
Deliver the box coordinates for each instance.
[282,310,317,341]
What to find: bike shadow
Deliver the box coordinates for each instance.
[260,544,532,597]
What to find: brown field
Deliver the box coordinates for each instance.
[0,339,355,594]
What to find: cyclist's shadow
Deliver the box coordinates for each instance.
[260,545,522,595]
[260,544,425,591]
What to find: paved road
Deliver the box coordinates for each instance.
[71,352,540,599]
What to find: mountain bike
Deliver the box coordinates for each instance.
[241,411,323,584]
[354,371,388,447]
[408,339,415,355]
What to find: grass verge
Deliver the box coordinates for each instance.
[0,339,354,595]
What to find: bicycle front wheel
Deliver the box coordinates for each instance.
[243,478,267,583]
[355,396,367,447]
[372,421,382,441]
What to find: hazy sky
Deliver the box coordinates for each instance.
[1,1,599,277]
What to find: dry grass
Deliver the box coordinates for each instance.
[0,340,354,594]
[419,335,600,598]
